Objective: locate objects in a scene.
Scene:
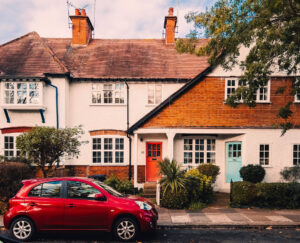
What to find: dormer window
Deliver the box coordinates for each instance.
[4,82,41,105]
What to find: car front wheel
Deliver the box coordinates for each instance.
[113,217,139,241]
[10,217,35,241]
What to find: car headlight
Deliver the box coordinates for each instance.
[135,201,152,210]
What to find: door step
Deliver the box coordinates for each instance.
[143,182,157,199]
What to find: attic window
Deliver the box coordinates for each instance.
[91,83,125,105]
[4,82,41,105]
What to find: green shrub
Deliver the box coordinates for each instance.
[184,169,213,203]
[197,164,220,183]
[188,202,207,210]
[239,164,265,183]
[158,158,186,195]
[280,166,300,182]
[230,181,257,207]
[104,175,134,194]
[0,162,34,202]
[160,188,189,209]
[255,182,300,209]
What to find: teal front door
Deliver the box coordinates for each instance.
[226,142,242,183]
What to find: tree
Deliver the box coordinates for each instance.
[176,0,300,134]
[16,126,86,177]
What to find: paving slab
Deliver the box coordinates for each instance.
[226,213,250,222]
[266,215,293,222]
[205,214,233,224]
[171,215,191,224]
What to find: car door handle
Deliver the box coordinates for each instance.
[29,202,36,207]
[68,204,76,208]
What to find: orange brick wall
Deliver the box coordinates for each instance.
[90,130,127,136]
[71,165,133,180]
[142,77,300,128]
[137,165,146,183]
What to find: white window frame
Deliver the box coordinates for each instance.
[225,78,270,103]
[295,92,300,103]
[183,137,216,166]
[91,83,125,105]
[147,84,162,105]
[293,144,300,166]
[259,144,270,166]
[92,136,125,164]
[2,81,43,106]
[3,134,20,159]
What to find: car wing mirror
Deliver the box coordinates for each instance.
[95,193,106,201]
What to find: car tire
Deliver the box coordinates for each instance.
[113,217,139,241]
[10,217,35,241]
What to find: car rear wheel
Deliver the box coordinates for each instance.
[10,217,35,241]
[113,217,139,241]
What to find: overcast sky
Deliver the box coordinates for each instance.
[0,0,217,44]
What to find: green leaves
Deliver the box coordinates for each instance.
[177,0,300,133]
[16,126,87,177]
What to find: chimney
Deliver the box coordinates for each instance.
[70,8,94,46]
[164,7,177,44]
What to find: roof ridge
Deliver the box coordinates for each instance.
[0,31,38,48]
[32,32,69,74]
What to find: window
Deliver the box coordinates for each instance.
[295,92,300,102]
[259,144,270,165]
[148,84,162,105]
[184,138,216,164]
[67,181,99,199]
[4,136,20,159]
[92,137,125,164]
[293,144,300,165]
[225,78,270,102]
[28,181,62,198]
[91,83,125,104]
[4,82,41,105]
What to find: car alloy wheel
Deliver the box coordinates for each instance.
[11,217,35,241]
[114,217,138,241]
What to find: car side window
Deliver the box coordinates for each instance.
[67,181,100,200]
[28,181,62,198]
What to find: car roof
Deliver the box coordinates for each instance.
[22,177,94,185]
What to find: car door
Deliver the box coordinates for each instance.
[64,180,109,230]
[25,180,65,229]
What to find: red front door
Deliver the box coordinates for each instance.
[146,142,162,182]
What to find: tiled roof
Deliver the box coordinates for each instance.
[0,32,68,77]
[0,32,209,79]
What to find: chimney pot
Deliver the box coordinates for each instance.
[81,9,86,16]
[168,7,174,16]
[75,9,80,15]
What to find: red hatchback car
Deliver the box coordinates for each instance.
[4,177,158,241]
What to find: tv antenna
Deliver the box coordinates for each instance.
[66,0,90,29]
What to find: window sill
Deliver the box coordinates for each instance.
[89,104,126,107]
[294,101,300,104]
[261,165,272,168]
[1,105,46,110]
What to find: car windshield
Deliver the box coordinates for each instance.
[93,180,124,197]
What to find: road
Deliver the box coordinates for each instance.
[1,228,300,242]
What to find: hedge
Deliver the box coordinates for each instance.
[231,181,300,209]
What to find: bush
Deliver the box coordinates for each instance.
[255,182,300,209]
[280,166,300,182]
[197,164,220,183]
[104,175,134,194]
[240,164,265,183]
[160,188,189,209]
[0,162,34,214]
[230,181,257,207]
[184,169,213,203]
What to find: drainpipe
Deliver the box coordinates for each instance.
[44,79,60,167]
[125,81,132,181]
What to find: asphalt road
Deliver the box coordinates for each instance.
[1,228,300,243]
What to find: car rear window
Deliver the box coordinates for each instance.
[28,181,62,198]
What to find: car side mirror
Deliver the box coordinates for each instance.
[95,193,106,201]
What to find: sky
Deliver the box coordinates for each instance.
[0,0,217,45]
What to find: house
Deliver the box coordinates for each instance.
[0,7,299,192]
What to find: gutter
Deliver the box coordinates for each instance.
[125,81,132,181]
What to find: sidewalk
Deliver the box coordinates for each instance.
[1,208,300,229]
[157,207,300,228]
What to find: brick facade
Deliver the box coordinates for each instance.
[142,77,300,128]
[90,130,127,136]
[137,165,146,183]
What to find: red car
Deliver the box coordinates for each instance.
[4,177,158,241]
